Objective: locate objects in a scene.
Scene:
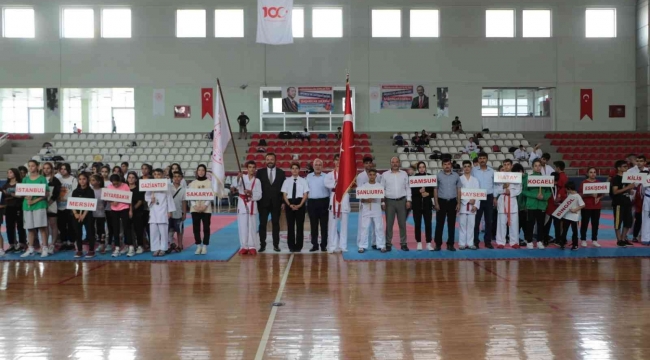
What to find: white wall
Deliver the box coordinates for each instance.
[0,0,636,133]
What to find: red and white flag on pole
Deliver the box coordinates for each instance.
[202,88,214,119]
[580,89,593,121]
[334,74,356,214]
[212,86,232,196]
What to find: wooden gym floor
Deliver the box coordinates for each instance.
[1,255,650,360]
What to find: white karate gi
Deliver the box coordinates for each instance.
[325,170,350,252]
[358,183,386,250]
[356,171,381,246]
[237,175,263,249]
[642,187,650,244]
[458,175,480,248]
[146,188,176,252]
[494,181,521,246]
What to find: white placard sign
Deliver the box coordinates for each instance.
[16,183,46,197]
[583,182,610,194]
[139,179,168,192]
[356,186,385,199]
[101,188,133,204]
[494,172,522,184]
[185,189,215,201]
[527,176,555,188]
[623,172,646,184]
[461,189,487,201]
[409,175,437,188]
[552,196,578,219]
[644,177,650,188]
[66,197,98,211]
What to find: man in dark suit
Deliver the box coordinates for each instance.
[282,87,299,112]
[411,85,429,109]
[256,153,287,252]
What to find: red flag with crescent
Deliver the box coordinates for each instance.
[580,89,592,121]
[334,75,356,213]
[202,88,214,119]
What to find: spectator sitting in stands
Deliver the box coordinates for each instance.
[336,127,342,140]
[393,132,405,146]
[412,132,426,146]
[463,138,478,154]
[428,131,437,139]
[528,143,543,162]
[420,130,429,142]
[452,117,463,133]
[297,128,310,143]
[257,147,266,153]
[514,145,528,160]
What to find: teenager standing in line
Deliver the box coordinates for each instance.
[189,164,213,255]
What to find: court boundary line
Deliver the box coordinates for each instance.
[255,253,294,360]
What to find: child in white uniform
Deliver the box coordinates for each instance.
[325,154,349,253]
[458,160,480,250]
[146,169,176,257]
[358,169,386,253]
[236,161,263,255]
[494,159,522,249]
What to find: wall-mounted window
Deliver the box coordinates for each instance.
[410,10,439,38]
[215,9,244,38]
[292,8,304,38]
[63,8,94,38]
[102,8,131,38]
[313,8,342,38]
[176,9,206,38]
[2,8,35,38]
[372,9,401,38]
[522,10,551,38]
[482,88,551,117]
[486,10,514,38]
[586,8,616,38]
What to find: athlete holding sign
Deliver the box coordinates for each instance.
[458,160,480,250]
[494,159,522,249]
[20,160,50,258]
[579,167,604,247]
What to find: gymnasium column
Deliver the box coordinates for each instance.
[637,0,650,130]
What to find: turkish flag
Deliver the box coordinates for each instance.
[334,75,357,216]
[202,88,214,119]
[580,89,593,121]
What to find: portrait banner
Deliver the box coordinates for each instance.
[281,86,333,113]
[380,85,431,110]
[436,87,449,117]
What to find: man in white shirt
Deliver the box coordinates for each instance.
[540,153,554,176]
[514,145,528,160]
[357,156,382,249]
[381,157,412,251]
[528,144,543,163]
[281,163,309,252]
[72,123,78,134]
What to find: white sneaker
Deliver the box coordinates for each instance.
[195,245,203,255]
[136,246,144,254]
[126,246,135,257]
[21,247,34,258]
[112,247,120,257]
[200,245,207,255]
[417,243,423,251]
[0,249,5,256]
[120,246,129,254]
[427,243,434,251]
[581,241,588,248]
[105,244,112,253]
[537,242,545,250]
[526,243,534,249]
[341,248,348,252]
[41,248,49,258]
[48,244,55,254]
[592,241,601,248]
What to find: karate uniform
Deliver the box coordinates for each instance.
[146,188,176,252]
[458,175,480,248]
[325,170,350,252]
[356,171,381,247]
[237,176,262,250]
[494,181,521,246]
[358,183,386,250]
[642,187,650,244]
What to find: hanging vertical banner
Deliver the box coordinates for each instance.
[580,89,593,121]
[153,89,165,116]
[369,87,381,114]
[201,88,214,119]
[436,87,449,117]
[256,0,294,45]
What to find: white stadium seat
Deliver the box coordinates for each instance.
[399,154,408,161]
[401,161,410,168]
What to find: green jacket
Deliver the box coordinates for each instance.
[522,172,551,211]
[518,173,528,211]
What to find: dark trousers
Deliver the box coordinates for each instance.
[132,212,145,247]
[526,209,545,243]
[519,211,528,242]
[5,206,26,245]
[58,209,75,243]
[633,211,643,238]
[413,206,433,243]
[191,212,211,245]
[111,209,132,246]
[95,217,106,240]
[74,213,95,251]
[474,194,494,246]
[561,219,579,247]
[435,198,457,247]
[105,210,113,243]
[143,210,151,240]
[259,202,282,248]
[544,215,560,244]
[307,198,329,249]
[286,198,306,251]
[580,209,601,241]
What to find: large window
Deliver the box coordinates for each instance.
[62,89,82,133]
[102,8,131,38]
[0,89,44,133]
[215,9,244,38]
[586,9,616,38]
[2,8,35,38]
[62,8,94,38]
[410,10,439,38]
[482,88,550,117]
[522,10,551,37]
[89,88,135,133]
[313,8,342,38]
[176,9,206,38]
[372,9,401,38]
[292,8,304,38]
[486,10,514,38]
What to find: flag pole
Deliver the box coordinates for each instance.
[216,78,243,171]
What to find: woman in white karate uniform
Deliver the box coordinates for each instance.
[145,169,177,257]
[236,161,263,255]
[324,154,349,253]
